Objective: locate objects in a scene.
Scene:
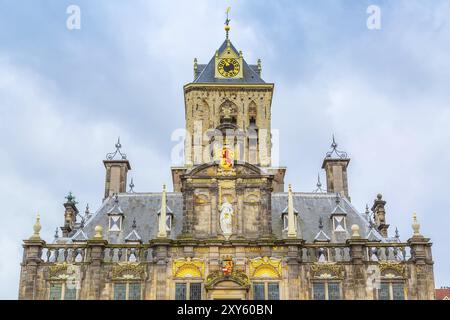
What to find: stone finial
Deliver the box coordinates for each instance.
[193,58,198,79]
[93,225,103,239]
[29,214,42,240]
[257,59,262,76]
[157,184,168,238]
[287,184,297,238]
[351,224,360,238]
[412,212,421,236]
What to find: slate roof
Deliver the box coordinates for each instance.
[193,40,265,84]
[71,192,380,244]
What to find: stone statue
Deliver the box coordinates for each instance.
[219,198,233,239]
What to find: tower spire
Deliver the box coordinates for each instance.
[224,7,231,40]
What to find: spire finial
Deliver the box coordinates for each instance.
[224,7,231,39]
[395,227,400,239]
[318,217,323,230]
[106,137,127,160]
[335,192,341,204]
[412,212,421,236]
[325,134,348,159]
[54,227,59,239]
[313,173,325,193]
[30,213,42,240]
[132,218,137,230]
[129,178,135,193]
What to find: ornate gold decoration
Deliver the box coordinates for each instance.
[172,258,204,278]
[379,261,406,278]
[48,263,69,278]
[205,270,250,289]
[249,257,282,278]
[310,262,343,279]
[194,194,209,205]
[112,262,146,280]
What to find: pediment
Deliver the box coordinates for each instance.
[186,162,264,178]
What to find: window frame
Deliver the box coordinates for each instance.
[113,282,142,300]
[252,281,280,300]
[312,280,342,300]
[377,280,406,300]
[109,215,122,232]
[48,281,78,300]
[174,281,203,300]
[332,215,347,232]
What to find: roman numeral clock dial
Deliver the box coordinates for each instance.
[218,58,240,77]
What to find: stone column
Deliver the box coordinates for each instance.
[236,182,244,237]
[407,214,435,300]
[346,225,367,299]
[260,181,273,238]
[181,183,194,237]
[286,244,300,300]
[86,226,108,299]
[20,239,45,300]
[153,240,170,300]
[209,182,218,237]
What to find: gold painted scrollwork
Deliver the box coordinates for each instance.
[249,256,282,278]
[172,257,204,278]
[310,262,343,279]
[379,261,406,278]
[112,262,146,280]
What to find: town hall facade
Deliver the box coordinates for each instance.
[18,18,436,300]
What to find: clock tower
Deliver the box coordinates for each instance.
[171,13,286,193]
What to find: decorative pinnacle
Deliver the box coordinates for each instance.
[132,218,137,229]
[54,227,59,239]
[335,192,341,204]
[65,192,77,205]
[313,173,325,193]
[30,214,41,240]
[93,225,103,239]
[224,7,231,39]
[106,137,127,160]
[325,134,348,159]
[318,217,323,230]
[129,178,135,193]
[395,227,400,239]
[351,224,361,238]
[412,212,421,236]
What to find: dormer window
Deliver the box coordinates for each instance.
[108,194,124,232]
[332,216,347,232]
[109,215,122,232]
[330,193,347,232]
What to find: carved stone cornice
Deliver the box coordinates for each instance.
[112,262,146,280]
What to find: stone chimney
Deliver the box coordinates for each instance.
[371,193,389,237]
[103,138,131,200]
[322,135,350,199]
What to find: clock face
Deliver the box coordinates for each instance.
[218,58,240,77]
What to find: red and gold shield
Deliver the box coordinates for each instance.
[220,147,234,170]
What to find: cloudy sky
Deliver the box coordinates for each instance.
[0,0,449,299]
